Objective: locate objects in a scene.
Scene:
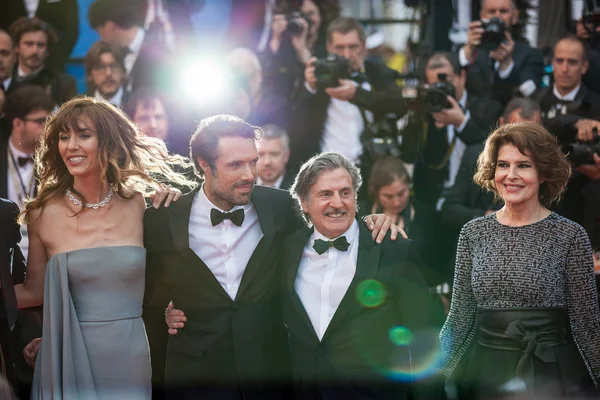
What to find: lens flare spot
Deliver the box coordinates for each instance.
[356,279,386,308]
[388,326,413,346]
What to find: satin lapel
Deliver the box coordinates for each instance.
[322,223,380,342]
[168,186,230,301]
[286,227,320,341]
[235,188,276,299]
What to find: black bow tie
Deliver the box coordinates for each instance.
[313,236,350,255]
[17,156,33,167]
[210,208,245,227]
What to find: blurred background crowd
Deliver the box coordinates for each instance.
[2,0,600,396]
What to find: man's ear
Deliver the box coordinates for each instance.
[197,157,211,176]
[499,116,506,126]
[300,198,308,213]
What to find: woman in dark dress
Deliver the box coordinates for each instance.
[440,122,600,399]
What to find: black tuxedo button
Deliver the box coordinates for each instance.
[317,348,326,355]
[232,303,239,311]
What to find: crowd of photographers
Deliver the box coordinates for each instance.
[2,0,600,395]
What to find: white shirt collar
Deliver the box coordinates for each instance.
[128,28,145,55]
[553,84,581,101]
[17,65,42,78]
[458,90,467,109]
[94,86,124,107]
[256,174,284,189]
[313,219,359,243]
[2,76,12,91]
[196,183,252,215]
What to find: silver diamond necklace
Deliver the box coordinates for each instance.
[65,187,114,210]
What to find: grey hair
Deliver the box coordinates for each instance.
[261,124,289,150]
[502,97,540,121]
[290,152,362,226]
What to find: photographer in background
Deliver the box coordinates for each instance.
[577,4,600,95]
[532,34,600,250]
[259,0,339,100]
[458,0,543,106]
[410,51,502,286]
[84,41,128,108]
[288,16,406,179]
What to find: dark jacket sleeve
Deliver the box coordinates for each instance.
[441,145,487,230]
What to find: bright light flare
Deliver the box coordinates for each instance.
[179,59,232,102]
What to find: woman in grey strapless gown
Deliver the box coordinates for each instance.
[31,246,151,399]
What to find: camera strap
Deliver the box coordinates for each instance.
[422,121,458,170]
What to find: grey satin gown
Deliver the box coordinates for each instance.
[31,246,152,399]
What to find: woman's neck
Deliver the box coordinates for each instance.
[498,201,549,226]
[72,176,111,204]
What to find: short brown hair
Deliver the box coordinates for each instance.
[326,17,366,43]
[368,156,410,202]
[9,17,58,48]
[4,84,55,125]
[473,122,570,207]
[84,40,125,77]
[189,115,263,178]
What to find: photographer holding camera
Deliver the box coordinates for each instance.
[410,52,502,286]
[532,34,600,250]
[458,0,544,106]
[287,16,406,176]
[259,0,336,100]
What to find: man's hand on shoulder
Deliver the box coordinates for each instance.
[363,214,408,243]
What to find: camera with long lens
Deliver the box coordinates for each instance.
[423,73,455,113]
[286,11,311,36]
[567,129,600,166]
[479,16,506,51]
[313,54,350,88]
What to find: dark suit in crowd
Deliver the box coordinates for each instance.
[0,0,79,72]
[288,61,406,174]
[281,222,440,400]
[440,143,500,232]
[143,185,301,399]
[12,67,77,106]
[463,42,544,106]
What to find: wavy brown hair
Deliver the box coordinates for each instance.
[20,96,196,223]
[473,122,570,208]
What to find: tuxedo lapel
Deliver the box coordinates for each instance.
[235,188,275,299]
[168,186,231,301]
[322,223,380,341]
[285,226,319,340]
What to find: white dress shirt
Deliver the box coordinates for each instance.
[94,86,124,107]
[188,185,264,300]
[24,0,40,17]
[305,80,373,164]
[295,220,359,340]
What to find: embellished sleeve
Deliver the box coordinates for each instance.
[565,224,600,386]
[439,224,479,380]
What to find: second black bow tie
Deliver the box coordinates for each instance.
[313,236,350,255]
[17,156,33,167]
[210,208,245,227]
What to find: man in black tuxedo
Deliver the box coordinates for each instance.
[281,152,439,400]
[88,0,171,93]
[0,198,23,393]
[458,0,544,106]
[288,16,406,175]
[0,0,79,72]
[8,17,77,106]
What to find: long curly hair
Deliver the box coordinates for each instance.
[20,97,196,223]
